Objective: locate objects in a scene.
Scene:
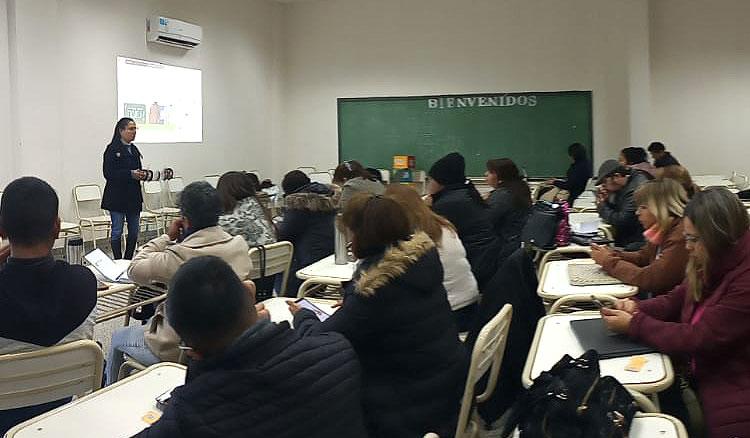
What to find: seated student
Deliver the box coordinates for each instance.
[602,188,750,438]
[595,160,649,249]
[133,256,367,438]
[332,160,385,207]
[619,146,658,179]
[648,141,680,167]
[657,165,700,198]
[483,158,532,258]
[106,181,250,385]
[427,152,500,287]
[278,170,338,296]
[290,194,467,438]
[217,171,276,247]
[385,184,479,331]
[0,177,97,434]
[591,179,689,296]
[549,142,593,206]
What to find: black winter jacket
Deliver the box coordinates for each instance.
[554,160,593,206]
[101,141,143,213]
[431,183,500,287]
[486,187,530,258]
[597,172,648,248]
[295,233,468,438]
[278,182,338,296]
[133,319,368,438]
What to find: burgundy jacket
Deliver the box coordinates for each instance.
[629,231,750,438]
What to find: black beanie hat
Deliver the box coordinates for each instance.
[429,152,466,185]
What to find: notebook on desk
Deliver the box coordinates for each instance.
[567,263,622,286]
[570,318,655,359]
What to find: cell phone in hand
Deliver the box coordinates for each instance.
[294,298,331,322]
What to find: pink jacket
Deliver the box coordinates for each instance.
[629,231,750,438]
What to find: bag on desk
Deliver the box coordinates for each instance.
[500,350,639,438]
[521,200,564,249]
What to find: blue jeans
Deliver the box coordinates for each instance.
[110,210,140,243]
[106,325,160,386]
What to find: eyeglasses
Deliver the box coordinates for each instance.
[683,233,700,244]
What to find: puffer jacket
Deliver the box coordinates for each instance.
[295,232,468,438]
[279,182,338,296]
[133,319,368,438]
[432,183,500,286]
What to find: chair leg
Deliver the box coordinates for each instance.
[117,359,147,382]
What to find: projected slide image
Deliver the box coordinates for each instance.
[117,56,202,143]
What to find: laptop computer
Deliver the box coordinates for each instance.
[570,318,656,359]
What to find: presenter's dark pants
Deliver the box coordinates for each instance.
[110,210,140,259]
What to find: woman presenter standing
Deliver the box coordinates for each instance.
[102,117,147,259]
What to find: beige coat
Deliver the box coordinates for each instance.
[127,226,251,361]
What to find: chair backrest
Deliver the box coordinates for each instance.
[204,175,220,188]
[73,184,105,220]
[0,340,104,410]
[548,293,618,314]
[309,171,332,185]
[141,181,164,211]
[297,166,316,174]
[455,304,513,438]
[166,177,185,207]
[248,241,294,294]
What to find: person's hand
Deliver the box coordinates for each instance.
[545,178,557,185]
[613,298,638,315]
[423,194,433,207]
[255,302,270,320]
[601,307,633,333]
[134,170,148,181]
[166,218,184,241]
[287,300,301,315]
[590,243,612,265]
[481,192,490,201]
[595,187,608,204]
[0,244,10,264]
[331,299,344,309]
[242,280,257,299]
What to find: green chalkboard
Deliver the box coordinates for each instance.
[338,91,592,178]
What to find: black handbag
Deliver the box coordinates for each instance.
[521,200,564,249]
[501,350,639,438]
[252,244,276,301]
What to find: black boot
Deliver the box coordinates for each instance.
[110,239,122,260]
[124,234,138,260]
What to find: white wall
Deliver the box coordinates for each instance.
[649,0,750,175]
[2,0,282,222]
[276,0,651,178]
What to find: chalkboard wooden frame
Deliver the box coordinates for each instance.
[337,91,593,178]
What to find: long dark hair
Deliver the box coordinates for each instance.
[217,171,257,213]
[111,117,134,145]
[486,158,532,209]
[333,160,375,185]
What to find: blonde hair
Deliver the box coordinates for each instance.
[384,184,456,245]
[633,178,688,232]
[684,187,750,301]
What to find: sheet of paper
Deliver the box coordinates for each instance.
[84,248,128,282]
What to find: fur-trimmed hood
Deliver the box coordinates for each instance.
[284,182,340,212]
[355,232,438,296]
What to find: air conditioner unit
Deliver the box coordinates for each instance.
[146,16,201,49]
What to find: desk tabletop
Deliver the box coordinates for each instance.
[295,254,357,282]
[6,363,187,438]
[261,296,339,328]
[512,413,687,438]
[522,312,673,394]
[538,259,638,300]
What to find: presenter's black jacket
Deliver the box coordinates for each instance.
[553,159,593,206]
[132,319,368,438]
[101,141,143,213]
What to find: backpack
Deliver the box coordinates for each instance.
[500,350,640,438]
[521,200,564,249]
